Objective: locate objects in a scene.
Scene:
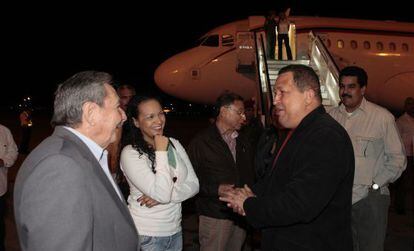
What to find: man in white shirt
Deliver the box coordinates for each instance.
[394,97,414,214]
[329,66,406,251]
[0,124,18,251]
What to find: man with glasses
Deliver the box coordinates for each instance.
[188,92,256,251]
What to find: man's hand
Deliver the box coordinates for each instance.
[219,185,255,216]
[218,184,235,197]
[137,195,160,208]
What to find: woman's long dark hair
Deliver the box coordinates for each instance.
[121,95,162,173]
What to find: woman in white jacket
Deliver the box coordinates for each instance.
[120,95,199,251]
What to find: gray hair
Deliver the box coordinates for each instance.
[51,71,113,127]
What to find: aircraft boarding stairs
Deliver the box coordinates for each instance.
[255,31,340,122]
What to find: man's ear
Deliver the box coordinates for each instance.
[82,101,98,126]
[361,86,366,96]
[219,106,226,116]
[132,117,139,128]
[304,88,315,106]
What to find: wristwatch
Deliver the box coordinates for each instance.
[371,182,379,190]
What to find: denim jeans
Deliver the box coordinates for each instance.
[140,231,182,251]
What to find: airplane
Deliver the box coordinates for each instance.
[154,15,414,113]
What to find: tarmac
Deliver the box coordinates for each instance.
[2,112,413,250]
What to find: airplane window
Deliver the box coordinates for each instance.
[402,43,409,52]
[389,42,396,51]
[351,40,358,49]
[337,40,344,49]
[222,34,234,47]
[201,35,219,47]
[363,41,371,50]
[376,42,384,51]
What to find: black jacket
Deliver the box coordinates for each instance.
[244,106,354,251]
[188,124,255,220]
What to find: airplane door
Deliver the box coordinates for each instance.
[236,31,255,73]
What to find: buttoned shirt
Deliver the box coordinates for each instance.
[65,127,123,201]
[329,98,406,204]
[0,124,18,196]
[217,123,239,161]
[396,112,414,157]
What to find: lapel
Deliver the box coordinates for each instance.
[54,127,136,231]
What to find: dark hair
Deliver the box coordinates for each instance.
[278,64,322,102]
[121,95,162,173]
[339,66,368,88]
[213,92,244,117]
[51,71,111,127]
[116,84,136,94]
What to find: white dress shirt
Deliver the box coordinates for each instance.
[0,124,18,196]
[329,98,407,204]
[64,127,123,201]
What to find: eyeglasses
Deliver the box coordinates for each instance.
[226,106,246,117]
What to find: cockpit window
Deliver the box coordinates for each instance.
[201,35,219,47]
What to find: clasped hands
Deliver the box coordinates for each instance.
[218,184,255,216]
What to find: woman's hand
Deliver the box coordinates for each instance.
[137,195,160,208]
[154,135,169,151]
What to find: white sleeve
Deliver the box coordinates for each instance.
[1,127,18,167]
[170,139,199,203]
[374,114,407,186]
[120,145,174,203]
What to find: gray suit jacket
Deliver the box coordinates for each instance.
[14,126,139,251]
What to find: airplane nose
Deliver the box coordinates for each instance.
[154,57,186,97]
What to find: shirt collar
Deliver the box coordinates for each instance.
[339,97,368,115]
[64,126,106,162]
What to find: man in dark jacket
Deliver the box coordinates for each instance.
[220,65,354,250]
[188,92,256,251]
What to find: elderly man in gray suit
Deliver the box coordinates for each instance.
[14,71,140,251]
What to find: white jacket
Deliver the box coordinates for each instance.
[120,138,199,236]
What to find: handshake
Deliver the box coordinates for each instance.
[218,184,255,216]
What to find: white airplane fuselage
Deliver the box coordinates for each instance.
[154,16,414,111]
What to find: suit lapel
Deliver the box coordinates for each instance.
[55,127,136,231]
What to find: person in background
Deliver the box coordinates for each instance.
[277,10,292,60]
[394,97,414,214]
[240,99,263,150]
[188,92,255,251]
[255,105,289,178]
[18,108,32,154]
[0,124,18,251]
[264,10,277,60]
[14,71,139,251]
[120,95,199,251]
[329,66,406,251]
[107,84,136,198]
[220,65,354,250]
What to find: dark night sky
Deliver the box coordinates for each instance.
[2,1,413,109]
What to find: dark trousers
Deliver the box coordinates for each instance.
[0,195,5,251]
[352,190,390,251]
[278,34,292,60]
[394,156,413,214]
[266,35,276,60]
[19,126,32,154]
